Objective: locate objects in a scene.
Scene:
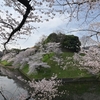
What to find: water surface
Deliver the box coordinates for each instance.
[0,67,29,100]
[0,66,100,100]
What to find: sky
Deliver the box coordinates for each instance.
[16,16,81,49]
[0,0,99,50]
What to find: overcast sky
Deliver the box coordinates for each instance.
[0,1,82,50]
[16,16,82,49]
[0,0,99,50]
[0,0,77,50]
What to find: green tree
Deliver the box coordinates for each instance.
[44,33,66,44]
[44,33,59,43]
[61,35,81,52]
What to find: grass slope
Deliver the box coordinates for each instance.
[21,52,92,79]
[0,60,12,66]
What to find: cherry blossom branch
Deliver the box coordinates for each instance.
[0,91,7,100]
[17,0,32,9]
[26,96,31,100]
[56,0,89,6]
[68,29,100,36]
[0,21,14,30]
[4,0,32,51]
[67,29,100,44]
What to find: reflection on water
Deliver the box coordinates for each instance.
[0,66,100,100]
[0,67,29,100]
[0,76,28,100]
[54,81,100,100]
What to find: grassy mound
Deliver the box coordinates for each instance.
[21,52,92,79]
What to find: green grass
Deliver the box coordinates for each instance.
[21,64,29,74]
[29,67,52,79]
[0,51,92,80]
[27,52,92,79]
[0,60,12,66]
[42,52,54,62]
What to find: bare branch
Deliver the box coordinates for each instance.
[56,0,89,6]
[0,91,7,100]
[68,29,100,34]
[67,29,100,45]
[0,21,14,30]
[17,0,32,9]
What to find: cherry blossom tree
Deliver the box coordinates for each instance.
[73,46,100,74]
[1,1,100,100]
[0,0,100,50]
[0,40,64,100]
[80,35,98,47]
[0,0,55,50]
[0,74,61,100]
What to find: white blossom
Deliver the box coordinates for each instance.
[73,46,100,74]
[2,52,16,62]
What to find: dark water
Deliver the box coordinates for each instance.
[54,82,100,100]
[0,66,100,100]
[0,67,29,100]
[0,75,28,100]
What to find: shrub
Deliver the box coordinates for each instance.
[61,35,81,52]
[44,33,66,44]
[43,33,81,52]
[44,33,59,44]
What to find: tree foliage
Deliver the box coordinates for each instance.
[44,33,81,52]
[44,33,59,43]
[44,32,65,44]
[61,35,81,52]
[73,46,100,74]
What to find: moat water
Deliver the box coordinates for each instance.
[0,67,100,100]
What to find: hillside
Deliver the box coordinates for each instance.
[1,42,92,79]
[1,33,100,79]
